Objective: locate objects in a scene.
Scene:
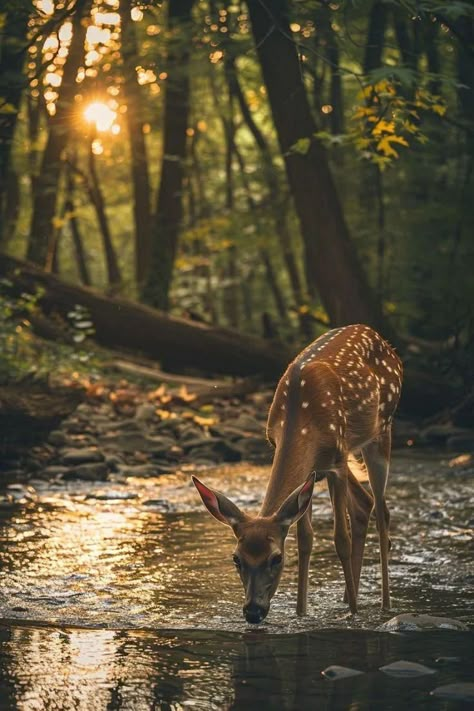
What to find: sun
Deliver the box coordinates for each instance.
[84,102,117,132]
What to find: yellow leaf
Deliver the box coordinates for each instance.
[432,103,446,116]
[193,415,217,427]
[372,120,395,136]
[377,134,408,158]
[178,385,197,403]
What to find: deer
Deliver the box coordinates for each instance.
[193,324,403,624]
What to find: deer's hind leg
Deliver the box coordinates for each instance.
[344,464,374,603]
[362,428,392,610]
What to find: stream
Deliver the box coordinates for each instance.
[0,453,472,709]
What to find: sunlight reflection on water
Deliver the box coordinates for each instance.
[0,457,472,632]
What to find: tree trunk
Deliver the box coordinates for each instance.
[120,0,152,287]
[246,0,387,332]
[65,160,91,286]
[317,5,344,135]
[363,1,388,75]
[86,139,122,288]
[141,0,195,310]
[363,0,389,298]
[0,2,30,246]
[225,58,306,319]
[0,254,292,379]
[27,0,92,266]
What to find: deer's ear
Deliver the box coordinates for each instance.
[192,476,246,528]
[274,472,315,528]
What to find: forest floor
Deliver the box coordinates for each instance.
[1,367,474,483]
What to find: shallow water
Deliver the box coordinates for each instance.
[0,454,472,708]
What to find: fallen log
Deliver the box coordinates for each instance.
[0,254,292,379]
[0,379,84,452]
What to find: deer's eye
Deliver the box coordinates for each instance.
[232,554,241,569]
[270,553,283,568]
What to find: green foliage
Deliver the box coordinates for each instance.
[0,281,97,384]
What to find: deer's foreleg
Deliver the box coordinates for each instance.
[345,465,374,601]
[296,502,313,616]
[328,468,357,614]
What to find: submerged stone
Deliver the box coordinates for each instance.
[379,660,436,678]
[321,665,364,680]
[431,683,474,702]
[61,448,105,465]
[378,613,469,632]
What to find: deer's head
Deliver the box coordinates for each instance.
[192,473,315,624]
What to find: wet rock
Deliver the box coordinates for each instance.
[232,414,262,434]
[118,464,163,477]
[105,453,124,472]
[142,498,171,511]
[446,434,474,452]
[41,465,71,478]
[63,463,109,481]
[431,683,474,702]
[420,424,470,445]
[135,404,157,422]
[379,613,469,632]
[47,430,69,447]
[235,436,272,463]
[321,665,364,680]
[185,438,241,463]
[209,424,252,442]
[434,656,462,665]
[86,491,139,501]
[60,448,105,465]
[379,660,435,678]
[100,432,175,454]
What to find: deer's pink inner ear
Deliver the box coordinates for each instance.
[298,477,314,509]
[193,479,227,523]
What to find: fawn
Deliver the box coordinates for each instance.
[193,324,402,624]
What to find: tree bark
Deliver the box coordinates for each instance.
[86,139,122,288]
[64,160,91,286]
[120,0,152,287]
[363,1,388,74]
[0,254,292,379]
[225,57,306,322]
[27,0,92,266]
[317,5,344,135]
[246,0,387,332]
[141,0,195,310]
[0,1,31,246]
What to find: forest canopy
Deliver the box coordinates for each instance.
[0,0,473,390]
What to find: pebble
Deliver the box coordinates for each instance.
[321,665,364,680]
[379,613,469,632]
[61,449,105,466]
[62,463,109,481]
[379,660,436,678]
[431,683,474,702]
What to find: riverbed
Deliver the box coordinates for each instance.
[0,453,472,708]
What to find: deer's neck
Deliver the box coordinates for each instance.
[260,431,319,516]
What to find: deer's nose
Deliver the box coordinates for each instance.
[243,603,267,624]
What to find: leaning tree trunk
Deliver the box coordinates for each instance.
[120,0,152,287]
[0,2,31,246]
[246,0,387,333]
[141,0,195,310]
[27,0,92,266]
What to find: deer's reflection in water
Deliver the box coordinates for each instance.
[0,625,472,710]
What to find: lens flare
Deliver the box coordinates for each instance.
[84,102,117,132]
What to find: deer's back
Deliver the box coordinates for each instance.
[267,325,402,456]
